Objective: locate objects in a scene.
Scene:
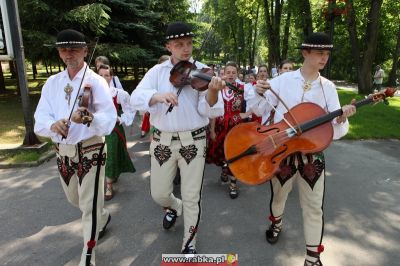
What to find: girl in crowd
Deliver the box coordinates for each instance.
[95,56,124,90]
[279,59,294,74]
[207,62,249,199]
[257,64,269,81]
[97,64,136,200]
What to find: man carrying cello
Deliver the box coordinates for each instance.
[130,21,225,254]
[247,32,356,266]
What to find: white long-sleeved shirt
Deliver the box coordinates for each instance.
[246,69,349,140]
[109,86,136,126]
[34,63,117,144]
[130,58,224,132]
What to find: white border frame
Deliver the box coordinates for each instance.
[0,1,14,60]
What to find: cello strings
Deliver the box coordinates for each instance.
[254,128,294,154]
[264,97,298,135]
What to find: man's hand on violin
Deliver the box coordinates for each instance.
[255,80,271,96]
[207,76,225,92]
[71,107,94,124]
[336,99,356,123]
[51,119,70,137]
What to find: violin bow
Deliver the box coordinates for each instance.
[61,37,99,140]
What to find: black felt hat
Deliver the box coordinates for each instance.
[55,29,87,48]
[165,22,195,40]
[298,32,333,50]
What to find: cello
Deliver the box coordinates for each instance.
[224,88,397,185]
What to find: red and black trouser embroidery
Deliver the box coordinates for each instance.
[56,143,106,186]
[276,152,325,189]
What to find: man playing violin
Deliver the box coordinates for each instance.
[130,21,225,254]
[34,29,116,266]
[247,32,356,266]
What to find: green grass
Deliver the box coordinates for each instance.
[0,142,52,163]
[0,93,41,144]
[3,151,42,163]
[337,89,400,139]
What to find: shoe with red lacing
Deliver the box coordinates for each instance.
[265,218,282,244]
[304,248,323,266]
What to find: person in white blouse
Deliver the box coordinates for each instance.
[130,22,225,254]
[34,29,116,266]
[97,64,136,201]
[247,32,356,266]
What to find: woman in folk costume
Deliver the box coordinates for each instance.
[246,32,356,266]
[97,64,136,201]
[207,61,250,199]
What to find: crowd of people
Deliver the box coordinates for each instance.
[33,23,357,266]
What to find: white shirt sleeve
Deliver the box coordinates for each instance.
[197,90,224,118]
[34,77,58,138]
[130,66,158,114]
[117,89,136,126]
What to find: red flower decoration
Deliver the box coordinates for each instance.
[318,244,325,253]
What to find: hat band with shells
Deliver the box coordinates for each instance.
[166,32,194,40]
[56,41,87,46]
[300,43,333,49]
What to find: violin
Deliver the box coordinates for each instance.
[170,60,242,93]
[224,88,397,185]
[166,60,243,113]
[78,85,93,126]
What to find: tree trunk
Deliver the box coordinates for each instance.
[262,0,283,68]
[281,10,291,60]
[324,0,336,79]
[346,0,361,84]
[133,65,139,82]
[44,61,49,74]
[358,0,383,94]
[32,62,37,80]
[388,23,400,86]
[0,62,6,94]
[302,0,313,37]
[250,5,260,68]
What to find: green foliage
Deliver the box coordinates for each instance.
[18,0,193,68]
[65,4,111,35]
